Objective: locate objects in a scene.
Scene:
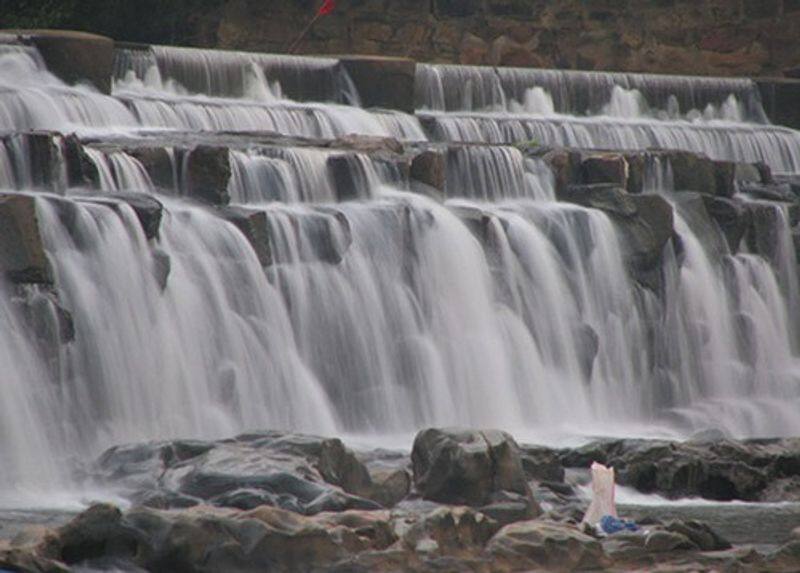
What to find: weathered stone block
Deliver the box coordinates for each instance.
[339,56,416,114]
[581,154,628,187]
[756,78,800,130]
[217,206,272,266]
[410,150,446,191]
[185,146,231,205]
[0,194,52,284]
[4,30,114,93]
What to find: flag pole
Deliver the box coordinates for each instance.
[287,12,323,55]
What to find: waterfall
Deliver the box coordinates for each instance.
[1,41,800,502]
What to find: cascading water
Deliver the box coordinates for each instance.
[1,40,800,503]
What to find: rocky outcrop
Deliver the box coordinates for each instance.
[184,145,231,205]
[93,431,410,514]
[3,429,799,572]
[410,149,446,193]
[411,428,535,509]
[559,437,800,502]
[701,195,750,253]
[217,206,272,266]
[339,56,416,114]
[85,193,164,241]
[488,520,608,571]
[558,183,674,285]
[0,193,52,284]
[5,30,114,93]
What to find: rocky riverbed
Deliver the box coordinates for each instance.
[2,427,800,572]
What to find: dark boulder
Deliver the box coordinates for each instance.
[216,206,272,266]
[487,520,608,571]
[740,182,796,203]
[327,153,374,202]
[269,208,353,265]
[10,30,114,93]
[339,56,416,114]
[561,184,637,216]
[185,145,231,205]
[580,154,628,188]
[127,147,176,191]
[115,194,163,240]
[713,160,736,198]
[673,192,728,259]
[56,504,139,565]
[83,194,163,240]
[63,134,100,189]
[745,202,785,263]
[0,193,52,284]
[93,431,401,515]
[519,446,565,483]
[623,153,645,194]
[701,195,749,253]
[411,428,534,507]
[410,149,446,192]
[543,148,582,198]
[661,150,717,195]
[151,248,171,291]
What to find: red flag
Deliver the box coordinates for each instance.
[317,0,336,16]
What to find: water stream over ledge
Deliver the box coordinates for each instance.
[0,42,800,532]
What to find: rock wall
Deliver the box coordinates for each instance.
[196,0,800,77]
[6,0,800,77]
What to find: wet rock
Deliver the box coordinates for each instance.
[410,149,446,192]
[274,208,353,265]
[185,145,231,205]
[614,194,675,280]
[330,134,404,156]
[519,446,566,483]
[127,147,176,191]
[662,150,718,195]
[713,160,736,198]
[62,133,95,189]
[479,491,539,527]
[151,249,171,291]
[664,520,731,551]
[399,506,500,556]
[115,193,163,240]
[644,529,696,552]
[580,154,628,188]
[0,193,52,284]
[576,322,600,380]
[741,182,797,203]
[623,153,645,194]
[543,148,582,198]
[328,153,374,202]
[735,162,764,185]
[555,437,800,502]
[411,428,534,507]
[673,192,728,259]
[56,504,139,565]
[701,195,749,253]
[94,432,396,515]
[363,468,411,508]
[15,30,114,93]
[216,206,272,266]
[339,57,416,114]
[3,132,63,191]
[561,184,637,216]
[745,202,784,262]
[487,520,608,571]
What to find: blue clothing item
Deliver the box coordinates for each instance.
[600,515,639,534]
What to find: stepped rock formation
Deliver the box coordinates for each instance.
[0,26,799,572]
